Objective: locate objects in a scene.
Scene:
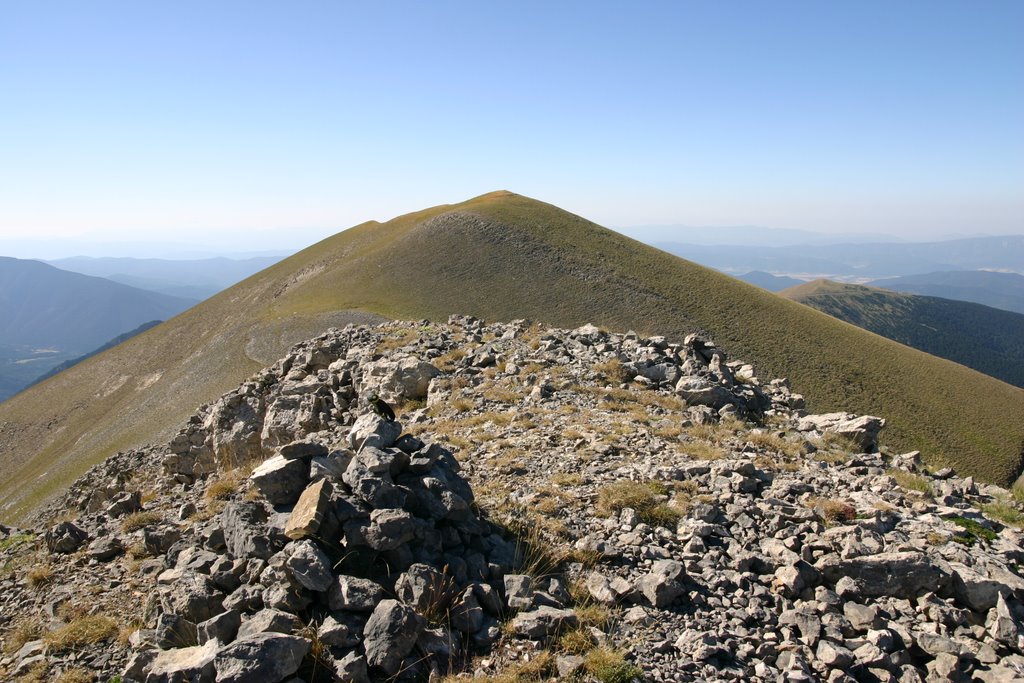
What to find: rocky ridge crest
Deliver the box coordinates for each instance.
[1,316,1023,682]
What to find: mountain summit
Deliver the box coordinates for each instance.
[1,192,1023,521]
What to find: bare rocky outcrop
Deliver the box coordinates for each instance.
[4,316,1024,682]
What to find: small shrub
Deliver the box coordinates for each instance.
[120,511,162,533]
[806,498,857,525]
[44,615,118,652]
[584,647,643,683]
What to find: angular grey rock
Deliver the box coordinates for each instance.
[159,571,225,624]
[317,615,361,648]
[363,508,417,551]
[796,412,886,451]
[278,438,328,460]
[675,376,735,410]
[249,454,309,505]
[363,599,426,676]
[106,490,143,517]
[221,501,276,560]
[155,612,199,649]
[504,574,534,610]
[362,356,441,401]
[214,632,311,683]
[45,521,88,554]
[348,413,402,451]
[817,552,951,599]
[395,563,452,611]
[951,561,1024,613]
[197,609,241,645]
[988,593,1024,650]
[510,606,578,639]
[236,608,303,640]
[140,639,219,682]
[87,536,124,561]
[334,651,371,683]
[328,575,386,612]
[635,560,686,608]
[450,586,484,634]
[285,539,333,591]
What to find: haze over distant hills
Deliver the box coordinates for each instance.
[0,257,197,401]
[2,192,1023,523]
[47,255,284,300]
[736,271,805,292]
[781,279,1024,389]
[658,235,1024,280]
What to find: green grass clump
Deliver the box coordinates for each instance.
[981,501,1024,529]
[886,469,934,497]
[0,533,34,551]
[949,516,998,546]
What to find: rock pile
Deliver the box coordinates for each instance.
[2,315,1024,683]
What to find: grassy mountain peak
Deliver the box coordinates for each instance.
[2,192,1024,522]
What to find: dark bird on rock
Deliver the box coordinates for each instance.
[369,393,396,422]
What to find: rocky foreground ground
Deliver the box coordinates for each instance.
[2,316,1024,682]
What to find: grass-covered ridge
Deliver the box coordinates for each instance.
[781,279,1024,388]
[1,190,1023,522]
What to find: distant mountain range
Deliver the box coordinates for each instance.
[47,255,283,300]
[781,279,1024,388]
[659,235,1024,280]
[2,192,1023,522]
[0,257,197,401]
[869,270,1024,316]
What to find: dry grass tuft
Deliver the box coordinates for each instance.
[44,615,118,652]
[596,480,683,528]
[26,564,53,589]
[120,511,163,532]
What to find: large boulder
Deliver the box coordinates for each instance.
[817,552,952,599]
[45,521,89,554]
[220,501,277,561]
[797,412,886,451]
[361,356,441,401]
[363,599,426,675]
[214,632,310,683]
[205,394,265,469]
[249,455,309,506]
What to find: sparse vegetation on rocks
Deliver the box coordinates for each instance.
[2,316,1024,682]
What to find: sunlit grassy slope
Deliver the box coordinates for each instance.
[781,279,1024,388]
[2,191,1023,522]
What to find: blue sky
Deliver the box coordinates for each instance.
[1,1,1021,256]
